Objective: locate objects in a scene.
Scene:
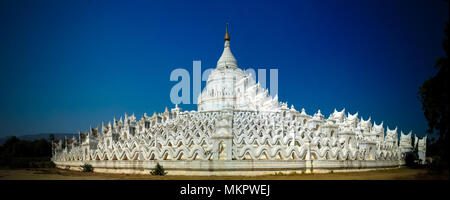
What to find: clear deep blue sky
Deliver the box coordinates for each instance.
[0,0,448,137]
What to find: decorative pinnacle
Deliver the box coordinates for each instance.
[224,22,230,41]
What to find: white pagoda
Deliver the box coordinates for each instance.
[52,24,425,175]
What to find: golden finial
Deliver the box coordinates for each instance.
[224,22,230,41]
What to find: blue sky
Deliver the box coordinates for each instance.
[0,0,448,137]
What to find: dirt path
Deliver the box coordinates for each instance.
[0,168,447,180]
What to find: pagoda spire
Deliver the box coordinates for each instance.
[217,22,237,69]
[224,22,230,41]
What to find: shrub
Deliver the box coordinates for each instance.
[150,163,167,176]
[81,163,94,172]
[428,156,446,174]
[274,172,284,176]
[3,157,53,168]
[405,152,420,168]
[46,161,56,168]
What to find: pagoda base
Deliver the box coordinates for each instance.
[54,160,404,176]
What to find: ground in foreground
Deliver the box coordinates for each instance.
[0,167,448,180]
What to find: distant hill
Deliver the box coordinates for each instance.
[0,133,76,145]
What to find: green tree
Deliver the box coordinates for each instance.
[0,137,53,168]
[49,134,55,143]
[418,21,449,167]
